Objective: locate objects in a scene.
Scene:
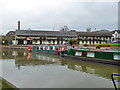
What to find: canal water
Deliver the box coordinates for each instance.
[0,49,120,88]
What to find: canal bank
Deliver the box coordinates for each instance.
[0,76,18,89]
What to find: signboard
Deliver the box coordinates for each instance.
[113,54,120,60]
[59,46,65,51]
[75,52,82,56]
[59,46,66,52]
[26,37,30,40]
[65,38,68,40]
[87,52,95,57]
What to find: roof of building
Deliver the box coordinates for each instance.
[15,30,113,37]
[76,30,113,37]
[16,30,77,37]
[111,30,120,34]
[6,31,15,36]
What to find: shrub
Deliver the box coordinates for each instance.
[68,39,78,46]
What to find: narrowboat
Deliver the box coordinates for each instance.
[28,45,120,65]
[67,49,120,61]
[66,48,120,65]
[28,45,71,55]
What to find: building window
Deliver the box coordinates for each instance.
[82,37,85,40]
[48,40,50,43]
[18,40,24,45]
[40,37,42,39]
[91,37,93,40]
[27,40,32,45]
[106,37,108,40]
[96,41,98,43]
[43,37,46,40]
[101,37,104,40]
[35,40,37,44]
[82,41,84,43]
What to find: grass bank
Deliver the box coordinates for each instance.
[0,77,18,90]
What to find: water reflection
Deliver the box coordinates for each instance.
[2,49,61,69]
[1,49,120,82]
[60,59,120,81]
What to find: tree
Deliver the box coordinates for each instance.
[2,39,8,45]
[68,39,78,46]
[60,28,64,31]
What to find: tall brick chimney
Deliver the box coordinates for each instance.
[18,21,20,30]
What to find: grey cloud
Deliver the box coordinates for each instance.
[1,1,118,34]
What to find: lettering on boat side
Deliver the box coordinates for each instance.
[75,52,82,56]
[87,52,95,58]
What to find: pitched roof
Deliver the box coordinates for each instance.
[111,30,120,34]
[15,30,113,37]
[16,30,77,37]
[77,30,113,37]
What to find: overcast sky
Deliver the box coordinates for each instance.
[0,0,119,35]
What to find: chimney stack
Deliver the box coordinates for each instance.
[18,21,20,30]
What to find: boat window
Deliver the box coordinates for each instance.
[44,46,48,50]
[40,46,43,50]
[37,47,39,50]
[50,46,53,50]
[43,46,45,50]
[55,46,58,50]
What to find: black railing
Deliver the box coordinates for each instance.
[111,74,120,90]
